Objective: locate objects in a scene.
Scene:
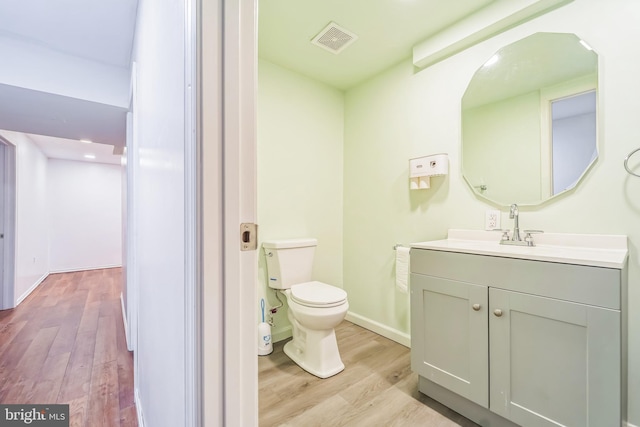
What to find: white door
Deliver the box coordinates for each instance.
[0,144,4,304]
[126,83,137,354]
[0,138,16,310]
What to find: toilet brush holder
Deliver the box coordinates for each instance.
[258,299,273,356]
[258,322,272,356]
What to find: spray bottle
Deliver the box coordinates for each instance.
[257,298,273,355]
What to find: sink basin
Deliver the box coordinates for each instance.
[411,229,628,268]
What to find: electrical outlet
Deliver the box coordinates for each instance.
[485,210,501,230]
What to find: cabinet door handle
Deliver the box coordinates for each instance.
[472,304,481,311]
[493,309,503,317]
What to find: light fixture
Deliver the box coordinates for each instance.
[84,154,96,160]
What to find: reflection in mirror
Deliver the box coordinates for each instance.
[551,90,597,195]
[462,33,598,206]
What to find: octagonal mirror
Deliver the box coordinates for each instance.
[461,32,598,206]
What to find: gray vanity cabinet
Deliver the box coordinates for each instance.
[489,288,620,427]
[410,248,627,427]
[410,274,488,407]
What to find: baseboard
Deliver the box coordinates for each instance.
[16,272,48,305]
[272,325,292,343]
[345,311,411,348]
[273,312,411,348]
[48,264,122,274]
[120,292,132,351]
[135,389,145,427]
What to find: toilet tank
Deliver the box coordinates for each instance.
[262,238,317,289]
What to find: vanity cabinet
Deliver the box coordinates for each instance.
[410,274,489,407]
[410,248,627,427]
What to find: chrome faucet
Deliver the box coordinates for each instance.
[509,204,521,241]
[499,204,544,246]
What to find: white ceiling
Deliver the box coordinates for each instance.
[0,0,138,164]
[0,82,127,142]
[258,0,495,90]
[29,134,122,166]
[0,0,497,164]
[0,0,137,68]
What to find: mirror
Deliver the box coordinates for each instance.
[462,33,598,206]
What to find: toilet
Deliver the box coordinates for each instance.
[262,238,348,378]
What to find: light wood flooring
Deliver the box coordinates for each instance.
[259,321,480,427]
[0,268,137,427]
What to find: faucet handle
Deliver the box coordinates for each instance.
[492,228,511,241]
[523,230,544,246]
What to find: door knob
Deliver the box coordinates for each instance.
[472,304,481,311]
[493,309,503,317]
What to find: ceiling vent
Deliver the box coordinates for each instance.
[311,22,358,54]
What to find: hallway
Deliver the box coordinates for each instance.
[0,268,137,426]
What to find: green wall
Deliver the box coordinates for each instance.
[343,60,459,342]
[463,91,541,204]
[343,0,640,422]
[258,1,640,422]
[257,59,344,340]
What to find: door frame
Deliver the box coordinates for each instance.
[200,0,259,424]
[184,0,201,424]
[124,109,136,353]
[0,135,16,310]
[220,0,258,423]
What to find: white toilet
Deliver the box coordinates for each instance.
[263,238,348,378]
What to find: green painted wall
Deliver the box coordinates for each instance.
[343,60,460,338]
[258,1,640,422]
[257,59,344,340]
[463,91,541,204]
[343,0,640,423]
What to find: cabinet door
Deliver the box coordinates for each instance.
[411,274,488,407]
[489,288,620,427]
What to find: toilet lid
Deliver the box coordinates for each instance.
[290,281,347,307]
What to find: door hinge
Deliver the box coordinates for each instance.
[240,223,257,251]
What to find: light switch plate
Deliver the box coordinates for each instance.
[485,210,501,230]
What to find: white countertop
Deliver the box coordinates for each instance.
[411,229,628,269]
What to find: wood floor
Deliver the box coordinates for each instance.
[259,321,480,427]
[0,268,137,427]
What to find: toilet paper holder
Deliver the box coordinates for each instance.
[409,154,448,190]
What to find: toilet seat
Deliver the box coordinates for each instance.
[290,281,347,308]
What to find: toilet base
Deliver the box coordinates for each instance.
[283,326,345,379]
